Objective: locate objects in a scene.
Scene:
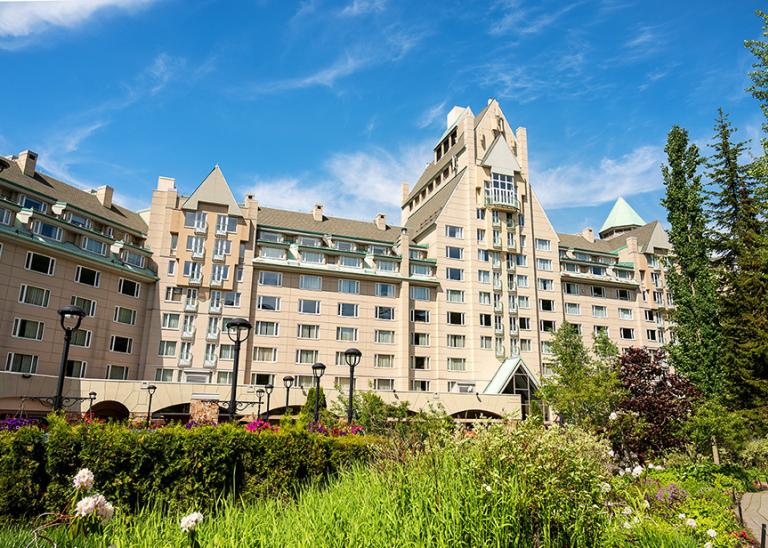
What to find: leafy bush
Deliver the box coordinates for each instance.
[0,426,47,517]
[740,438,768,469]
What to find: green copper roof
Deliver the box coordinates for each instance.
[600,197,646,234]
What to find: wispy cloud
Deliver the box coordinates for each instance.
[615,24,666,63]
[490,0,583,36]
[338,0,388,17]
[417,100,447,129]
[242,140,432,222]
[0,0,156,49]
[531,144,664,209]
[36,121,108,188]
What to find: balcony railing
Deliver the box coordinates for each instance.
[484,191,520,211]
[181,327,196,340]
[206,330,220,341]
[184,301,198,312]
[189,275,202,286]
[193,224,207,235]
[203,356,217,368]
[212,252,226,262]
[209,304,221,314]
[179,355,192,367]
[192,249,205,260]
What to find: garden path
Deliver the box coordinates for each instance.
[741,492,768,544]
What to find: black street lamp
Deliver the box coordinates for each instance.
[343,348,362,424]
[311,363,326,423]
[264,383,273,421]
[225,318,252,421]
[88,391,97,418]
[55,305,86,411]
[255,388,265,419]
[143,384,157,427]
[283,375,294,414]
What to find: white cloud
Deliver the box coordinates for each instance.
[338,0,387,17]
[490,0,582,36]
[0,0,155,48]
[242,140,432,223]
[36,121,107,187]
[531,145,664,209]
[417,100,447,129]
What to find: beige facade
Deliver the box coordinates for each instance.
[0,99,673,419]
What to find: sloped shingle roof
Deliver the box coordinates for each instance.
[257,207,402,243]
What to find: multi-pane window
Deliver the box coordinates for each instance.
[446,267,463,281]
[446,289,464,303]
[618,308,633,320]
[338,279,360,294]
[110,336,133,353]
[165,287,183,302]
[252,373,277,386]
[299,299,320,314]
[253,347,277,362]
[18,285,50,307]
[255,321,279,336]
[184,211,207,229]
[162,313,180,329]
[516,275,529,288]
[516,254,527,267]
[477,229,486,242]
[114,307,136,325]
[223,292,240,307]
[536,258,552,271]
[538,278,554,291]
[592,305,608,318]
[565,303,581,315]
[375,330,395,344]
[75,266,100,287]
[216,214,238,233]
[446,246,463,259]
[646,329,658,342]
[297,324,320,339]
[375,306,395,320]
[447,312,464,325]
[519,317,531,330]
[257,296,280,311]
[410,286,431,301]
[373,378,394,391]
[65,360,87,378]
[82,237,107,256]
[376,283,396,297]
[259,247,286,260]
[410,356,430,370]
[32,220,62,241]
[447,358,466,371]
[334,240,356,251]
[302,251,325,264]
[336,327,358,342]
[300,275,322,290]
[71,296,96,316]
[411,309,430,322]
[540,299,555,312]
[479,314,492,327]
[591,286,605,298]
[618,289,632,301]
[106,365,129,380]
[480,336,492,349]
[338,303,358,317]
[25,252,55,275]
[376,259,398,272]
[412,333,429,346]
[296,349,319,364]
[620,328,635,340]
[6,353,38,373]
[375,354,394,368]
[540,320,556,332]
[520,339,532,352]
[12,318,44,340]
[644,310,656,322]
[155,368,174,382]
[258,231,284,243]
[447,334,465,348]
[564,282,579,295]
[410,380,430,392]
[258,271,282,286]
[445,225,464,238]
[517,296,530,309]
[478,270,490,284]
[339,256,362,268]
[118,278,140,297]
[535,238,551,251]
[158,341,177,356]
[479,292,491,305]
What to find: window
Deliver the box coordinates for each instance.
[377,259,398,272]
[253,347,277,362]
[538,278,554,291]
[338,303,358,317]
[223,292,240,307]
[619,308,633,320]
[334,240,356,251]
[479,314,492,327]
[300,275,322,290]
[411,309,430,323]
[375,330,395,344]
[447,312,464,325]
[63,360,86,378]
[480,336,492,349]
[32,220,62,241]
[155,368,174,382]
[216,372,232,385]
[447,358,466,371]
[298,236,322,247]
[216,214,238,233]
[479,292,491,305]
[162,313,180,329]
[257,296,280,311]
[517,296,530,309]
[410,264,433,277]
[516,275,529,288]
[110,336,133,353]
[302,251,325,264]
[412,332,429,346]
[12,318,44,340]
[25,252,55,275]
[106,365,129,380]
[445,267,463,281]
[373,378,394,391]
[158,341,177,356]
[565,303,581,315]
[541,341,554,355]
[620,328,635,340]
[476,208,486,220]
[255,321,278,336]
[165,287,183,302]
[184,211,207,229]
[410,356,430,370]
[123,251,145,268]
[71,296,96,316]
[410,380,430,392]
[375,354,395,368]
[71,329,91,347]
[258,231,284,243]
[445,225,463,239]
[594,325,609,336]
[520,339,532,352]
[118,278,140,298]
[259,271,282,286]
[519,317,531,330]
[376,283,396,297]
[448,382,476,393]
[516,255,527,267]
[252,373,276,386]
[592,305,608,318]
[564,282,579,295]
[446,289,464,303]
[375,306,395,320]
[167,261,177,276]
[646,329,658,342]
[7,353,38,373]
[212,264,230,282]
[75,266,100,287]
[19,285,50,307]
[296,349,319,364]
[338,256,362,268]
[338,279,360,294]
[297,324,320,339]
[536,258,552,271]
[446,246,463,259]
[336,327,357,342]
[617,289,632,301]
[114,307,136,325]
[299,299,320,314]
[447,334,465,348]
[540,320,556,332]
[478,270,490,284]
[644,310,656,322]
[535,238,551,251]
[410,286,431,301]
[477,229,486,242]
[591,286,605,298]
[82,237,106,256]
[259,247,286,260]
[540,299,555,312]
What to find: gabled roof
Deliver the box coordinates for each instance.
[405,133,465,203]
[599,197,646,235]
[483,357,540,394]
[557,233,619,254]
[182,165,244,217]
[257,207,402,243]
[558,220,671,255]
[0,157,147,234]
[405,168,466,239]
[481,134,521,176]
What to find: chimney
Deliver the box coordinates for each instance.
[15,150,37,177]
[312,203,324,222]
[93,185,113,209]
[401,182,409,204]
[581,227,594,243]
[375,213,387,231]
[626,236,639,253]
[157,176,176,191]
[446,106,465,129]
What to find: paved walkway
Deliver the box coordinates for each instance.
[741,492,768,544]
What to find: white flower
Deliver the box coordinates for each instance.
[632,516,639,524]
[677,513,686,519]
[704,543,712,548]
[618,469,625,476]
[623,521,631,529]
[599,482,612,493]
[706,529,717,538]
[631,465,644,477]
[180,511,204,533]
[609,412,618,421]
[622,506,632,515]
[641,499,650,509]
[685,518,696,528]
[608,450,615,458]
[75,494,113,522]
[72,468,94,491]
[484,484,492,492]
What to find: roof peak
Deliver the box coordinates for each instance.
[599,197,646,236]
[182,165,244,217]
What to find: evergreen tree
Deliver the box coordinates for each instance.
[706,110,768,406]
[745,10,768,139]
[660,125,723,396]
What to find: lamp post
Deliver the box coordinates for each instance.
[343,348,362,424]
[143,384,157,427]
[88,391,97,418]
[264,383,273,421]
[225,318,253,422]
[255,388,265,419]
[283,375,294,414]
[311,363,326,423]
[54,305,86,412]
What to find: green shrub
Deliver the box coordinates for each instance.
[0,427,47,517]
[739,438,768,469]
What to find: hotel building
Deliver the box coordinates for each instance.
[0,100,672,419]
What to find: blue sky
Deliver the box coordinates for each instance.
[0,0,764,233]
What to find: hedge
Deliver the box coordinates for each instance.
[0,416,378,518]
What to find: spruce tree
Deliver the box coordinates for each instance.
[660,126,723,396]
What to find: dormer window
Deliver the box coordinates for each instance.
[258,231,283,243]
[298,236,321,247]
[334,240,355,252]
[216,214,238,234]
[32,220,62,241]
[184,211,207,229]
[67,212,92,229]
[19,195,47,213]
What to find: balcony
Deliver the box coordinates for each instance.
[484,192,520,211]
[491,239,503,249]
[493,281,503,292]
[494,303,503,313]
[209,304,222,314]
[184,301,198,312]
[215,225,227,237]
[212,252,226,262]
[189,275,202,286]
[495,346,506,357]
[192,249,205,260]
[494,326,504,335]
[193,224,207,235]
[205,330,220,342]
[179,355,192,367]
[492,260,502,270]
[203,356,217,368]
[181,327,196,340]
[210,278,223,288]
